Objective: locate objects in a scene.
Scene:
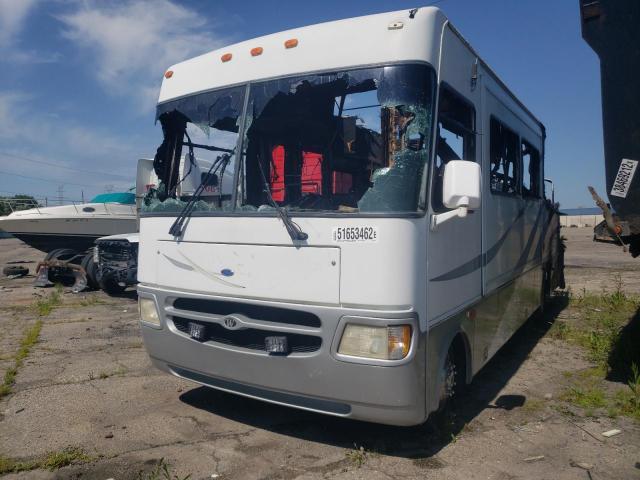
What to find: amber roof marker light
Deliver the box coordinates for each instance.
[284,38,299,49]
[164,70,173,79]
[250,47,263,56]
[221,53,232,62]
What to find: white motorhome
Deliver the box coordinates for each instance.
[137,7,563,426]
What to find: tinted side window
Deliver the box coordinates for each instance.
[432,88,476,212]
[521,140,541,198]
[489,118,520,195]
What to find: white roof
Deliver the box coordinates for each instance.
[158,7,447,103]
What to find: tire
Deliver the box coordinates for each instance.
[44,248,81,286]
[81,252,99,290]
[437,342,466,412]
[3,265,28,277]
[99,275,126,295]
[45,248,81,264]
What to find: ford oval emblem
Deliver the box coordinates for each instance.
[220,268,234,277]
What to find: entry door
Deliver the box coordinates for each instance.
[426,84,483,324]
[481,89,527,294]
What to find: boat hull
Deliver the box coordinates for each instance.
[0,204,137,253]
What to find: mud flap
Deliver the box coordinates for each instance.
[33,261,88,293]
[34,264,54,288]
[70,269,87,293]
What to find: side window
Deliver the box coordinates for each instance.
[432,87,476,212]
[521,140,541,198]
[489,118,519,195]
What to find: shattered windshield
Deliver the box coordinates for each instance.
[144,85,245,213]
[145,63,435,214]
[240,64,435,213]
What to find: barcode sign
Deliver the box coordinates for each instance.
[610,158,638,198]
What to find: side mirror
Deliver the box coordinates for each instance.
[431,160,481,230]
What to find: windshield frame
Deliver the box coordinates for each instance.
[144,60,437,219]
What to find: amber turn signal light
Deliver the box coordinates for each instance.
[284,38,298,49]
[221,53,232,62]
[250,47,263,56]
[164,70,173,79]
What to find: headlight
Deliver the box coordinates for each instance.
[338,324,411,360]
[139,297,160,326]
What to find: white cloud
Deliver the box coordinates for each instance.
[0,0,38,47]
[58,0,232,112]
[0,0,63,64]
[0,90,141,191]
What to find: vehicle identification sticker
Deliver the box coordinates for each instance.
[332,226,378,243]
[610,158,638,198]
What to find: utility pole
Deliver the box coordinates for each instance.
[57,185,64,205]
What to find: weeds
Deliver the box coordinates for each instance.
[33,285,63,316]
[97,364,128,380]
[560,286,638,374]
[521,398,545,415]
[554,282,640,421]
[78,296,105,307]
[561,385,607,410]
[0,320,42,399]
[41,447,91,470]
[136,458,191,480]
[0,447,91,474]
[345,445,368,468]
[611,363,640,420]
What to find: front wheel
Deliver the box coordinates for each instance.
[438,351,457,410]
[437,343,465,412]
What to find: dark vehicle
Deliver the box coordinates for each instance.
[579,0,640,256]
[94,234,139,294]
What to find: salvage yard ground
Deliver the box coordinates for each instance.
[0,228,639,479]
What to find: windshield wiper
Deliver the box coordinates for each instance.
[256,156,308,242]
[168,148,232,237]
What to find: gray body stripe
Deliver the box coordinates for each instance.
[431,206,543,282]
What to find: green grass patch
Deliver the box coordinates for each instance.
[555,283,639,377]
[0,447,91,474]
[521,398,546,415]
[33,285,63,316]
[561,384,607,409]
[553,281,640,421]
[41,447,91,470]
[612,363,640,420]
[0,320,42,399]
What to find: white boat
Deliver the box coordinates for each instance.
[0,193,137,253]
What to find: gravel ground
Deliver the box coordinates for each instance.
[0,229,638,480]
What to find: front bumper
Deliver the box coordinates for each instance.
[138,284,426,426]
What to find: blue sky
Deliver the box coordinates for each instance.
[0,0,603,208]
